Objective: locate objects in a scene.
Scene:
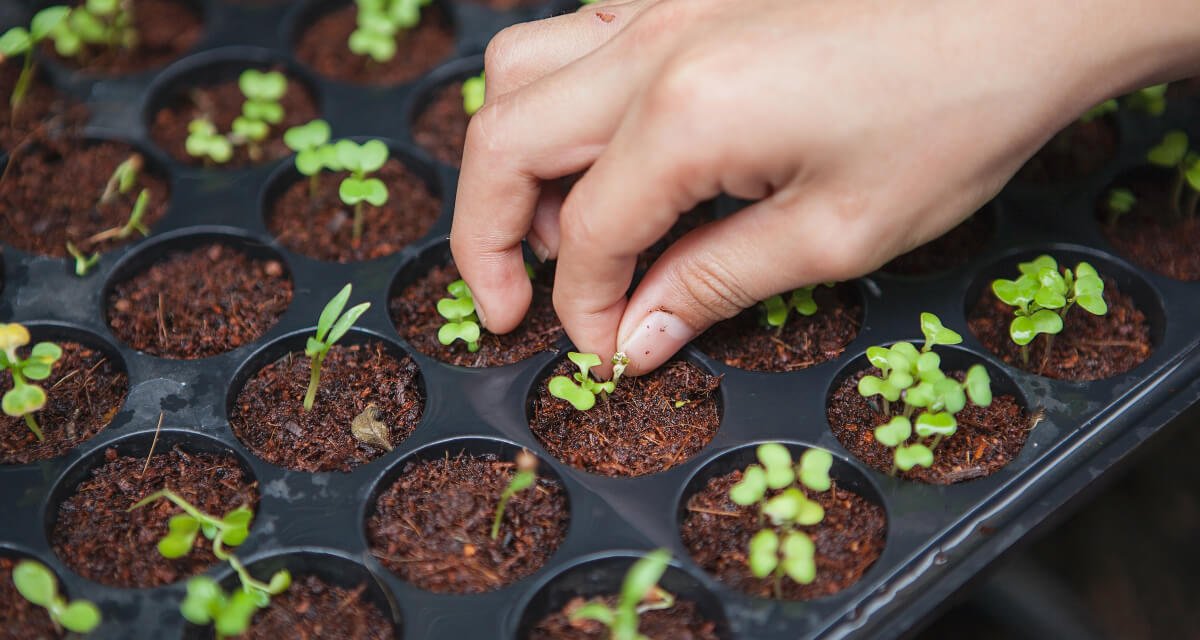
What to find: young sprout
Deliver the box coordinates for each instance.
[348,0,433,63]
[233,70,288,162]
[335,139,390,248]
[760,283,834,334]
[491,449,537,540]
[548,352,616,411]
[186,119,234,165]
[0,323,63,442]
[1104,187,1137,227]
[436,279,481,352]
[12,560,101,634]
[87,189,150,244]
[100,153,142,204]
[283,119,334,199]
[1124,83,1168,117]
[1145,130,1200,219]
[462,72,485,116]
[65,0,137,53]
[0,6,69,115]
[569,549,677,640]
[304,284,371,411]
[991,255,1107,368]
[66,242,101,276]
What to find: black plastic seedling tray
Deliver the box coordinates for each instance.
[3,0,1200,638]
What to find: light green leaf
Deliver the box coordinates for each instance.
[761,295,788,328]
[548,376,595,411]
[1147,130,1189,167]
[462,72,485,115]
[914,411,957,438]
[895,444,934,471]
[3,384,46,416]
[1076,293,1108,316]
[915,351,942,382]
[789,286,818,316]
[284,119,331,152]
[267,570,292,594]
[866,346,891,372]
[781,531,816,585]
[438,321,480,347]
[436,296,476,322]
[797,449,833,492]
[214,589,259,637]
[32,7,71,40]
[762,488,805,525]
[1018,255,1058,277]
[748,529,779,578]
[567,351,602,379]
[873,416,912,448]
[964,365,992,407]
[858,375,900,403]
[570,602,615,626]
[358,139,390,173]
[316,284,352,341]
[296,148,324,175]
[0,28,31,56]
[757,443,794,489]
[180,577,222,625]
[729,464,767,506]
[58,600,102,633]
[619,549,671,612]
[920,312,962,348]
[327,302,371,345]
[12,560,57,607]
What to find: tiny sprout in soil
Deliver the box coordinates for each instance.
[569,549,677,640]
[548,352,621,412]
[349,0,434,63]
[335,139,390,247]
[305,284,371,411]
[0,323,63,442]
[186,70,290,165]
[857,313,993,473]
[88,188,151,244]
[991,255,1108,370]
[55,0,138,59]
[100,153,143,204]
[1145,130,1200,220]
[186,119,234,165]
[760,283,834,334]
[283,118,334,199]
[462,72,485,116]
[491,449,538,540]
[434,265,535,356]
[0,6,69,115]
[12,559,102,634]
[67,242,101,276]
[1104,187,1137,227]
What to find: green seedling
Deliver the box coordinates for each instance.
[462,72,485,116]
[100,152,142,204]
[304,284,371,411]
[63,0,137,54]
[1078,99,1117,124]
[548,352,616,412]
[348,0,433,63]
[436,279,481,352]
[0,323,63,442]
[1145,130,1200,219]
[335,139,389,247]
[186,119,234,165]
[88,188,150,245]
[1104,187,1137,227]
[0,6,69,115]
[66,241,101,276]
[232,70,288,162]
[1124,83,1168,117]
[991,255,1107,369]
[760,283,834,334]
[283,119,335,199]
[569,549,677,640]
[491,449,537,540]
[12,560,101,634]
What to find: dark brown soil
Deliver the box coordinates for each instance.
[267,158,441,262]
[883,212,993,276]
[0,62,88,152]
[149,68,318,167]
[681,470,887,600]
[694,284,861,372]
[51,446,259,588]
[367,452,568,594]
[230,341,424,473]
[241,574,394,640]
[43,0,202,75]
[528,358,721,477]
[0,138,169,257]
[412,81,468,167]
[295,4,454,86]
[1165,77,1200,99]
[1014,117,1117,184]
[106,243,293,359]
[828,369,1033,484]
[1098,169,1200,280]
[0,556,60,640]
[968,279,1152,380]
[390,261,563,367]
[1,341,127,465]
[636,205,720,273]
[529,597,719,640]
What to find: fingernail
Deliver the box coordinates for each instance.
[618,311,697,373]
[527,235,551,263]
[475,301,488,330]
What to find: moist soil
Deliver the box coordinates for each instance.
[51,446,259,589]
[0,556,60,640]
[367,452,568,594]
[239,575,395,640]
[529,597,719,640]
[149,68,318,167]
[681,470,887,600]
[695,284,861,372]
[1014,117,1117,185]
[412,81,468,167]
[636,204,720,273]
[0,138,169,257]
[1,341,128,465]
[528,358,721,477]
[43,0,202,75]
[883,212,993,276]
[0,62,88,152]
[1097,169,1200,280]
[390,261,563,367]
[828,369,1033,484]
[230,341,425,473]
[968,279,1152,380]
[106,243,293,359]
[267,158,441,262]
[295,4,454,86]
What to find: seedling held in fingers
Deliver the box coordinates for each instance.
[991,255,1107,369]
[12,560,101,634]
[491,449,537,540]
[1145,130,1200,220]
[462,72,485,116]
[548,352,616,412]
[335,139,390,247]
[569,549,678,640]
[0,323,63,442]
[304,284,371,411]
[0,6,69,115]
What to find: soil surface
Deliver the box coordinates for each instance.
[1014,117,1117,185]
[1,340,127,465]
[150,68,318,167]
[43,0,202,75]
[682,470,887,600]
[695,284,861,372]
[0,556,60,640]
[367,452,568,594]
[883,212,993,276]
[106,243,293,359]
[390,261,563,367]
[267,158,441,262]
[529,597,719,640]
[529,358,721,477]
[295,4,454,86]
[412,81,468,167]
[636,204,720,273]
[828,369,1032,484]
[968,279,1152,380]
[1098,169,1200,280]
[51,446,259,588]
[0,138,169,257]
[0,62,88,152]
[240,574,395,640]
[230,341,425,473]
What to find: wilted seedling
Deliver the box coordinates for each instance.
[185,119,234,165]
[88,189,150,244]
[304,284,371,411]
[1104,187,1137,227]
[66,242,101,276]
[12,559,101,634]
[760,283,834,334]
[0,6,69,115]
[283,119,335,199]
[348,0,433,63]
[1145,130,1200,220]
[462,72,485,116]
[335,139,390,248]
[991,255,1107,369]
[232,70,288,162]
[491,449,537,540]
[548,352,617,412]
[569,549,677,640]
[0,323,63,442]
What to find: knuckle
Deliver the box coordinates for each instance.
[483,26,523,81]
[463,100,506,157]
[557,197,605,251]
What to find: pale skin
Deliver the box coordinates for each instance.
[451,0,1200,377]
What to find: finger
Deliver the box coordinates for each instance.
[527,180,566,262]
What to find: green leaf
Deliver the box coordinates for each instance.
[1106,188,1137,215]
[933,377,966,414]
[748,529,779,578]
[1186,155,1200,192]
[86,0,118,14]
[158,532,196,559]
[567,351,603,379]
[447,279,472,299]
[243,100,284,125]
[214,589,260,637]
[857,375,900,403]
[462,72,485,115]
[789,286,818,316]
[437,296,476,322]
[231,116,269,142]
[0,28,31,56]
[761,295,788,328]
[964,365,992,407]
[50,28,80,56]
[905,381,936,408]
[1009,309,1063,346]
[920,312,962,348]
[885,367,914,391]
[3,384,46,417]
[284,119,331,152]
[619,549,671,612]
[358,139,389,173]
[327,302,371,345]
[873,416,912,448]
[548,376,595,411]
[348,28,396,62]
[1076,293,1108,316]
[239,69,287,102]
[12,560,57,607]
[29,341,61,363]
[894,444,934,471]
[181,577,222,625]
[762,488,807,526]
[58,600,102,633]
[267,570,292,594]
[1033,285,1066,309]
[866,346,891,372]
[1147,130,1189,167]
[220,525,250,548]
[915,351,942,382]
[794,493,825,526]
[1018,255,1058,277]
[757,443,794,489]
[571,601,615,626]
[914,411,957,438]
[295,148,324,175]
[781,531,816,585]
[891,341,920,363]
[32,7,71,40]
[316,284,352,341]
[438,321,480,347]
[729,464,767,505]
[797,448,833,492]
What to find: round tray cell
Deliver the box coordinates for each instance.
[227,329,425,473]
[388,240,564,368]
[1011,113,1119,186]
[103,231,293,360]
[827,343,1034,485]
[678,442,887,601]
[2,323,129,465]
[1094,165,1200,281]
[145,50,322,168]
[881,202,997,277]
[365,437,570,594]
[0,551,69,636]
[39,0,204,76]
[291,0,455,87]
[263,137,443,263]
[515,553,731,639]
[0,136,170,259]
[965,245,1163,381]
[46,429,260,589]
[409,58,481,168]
